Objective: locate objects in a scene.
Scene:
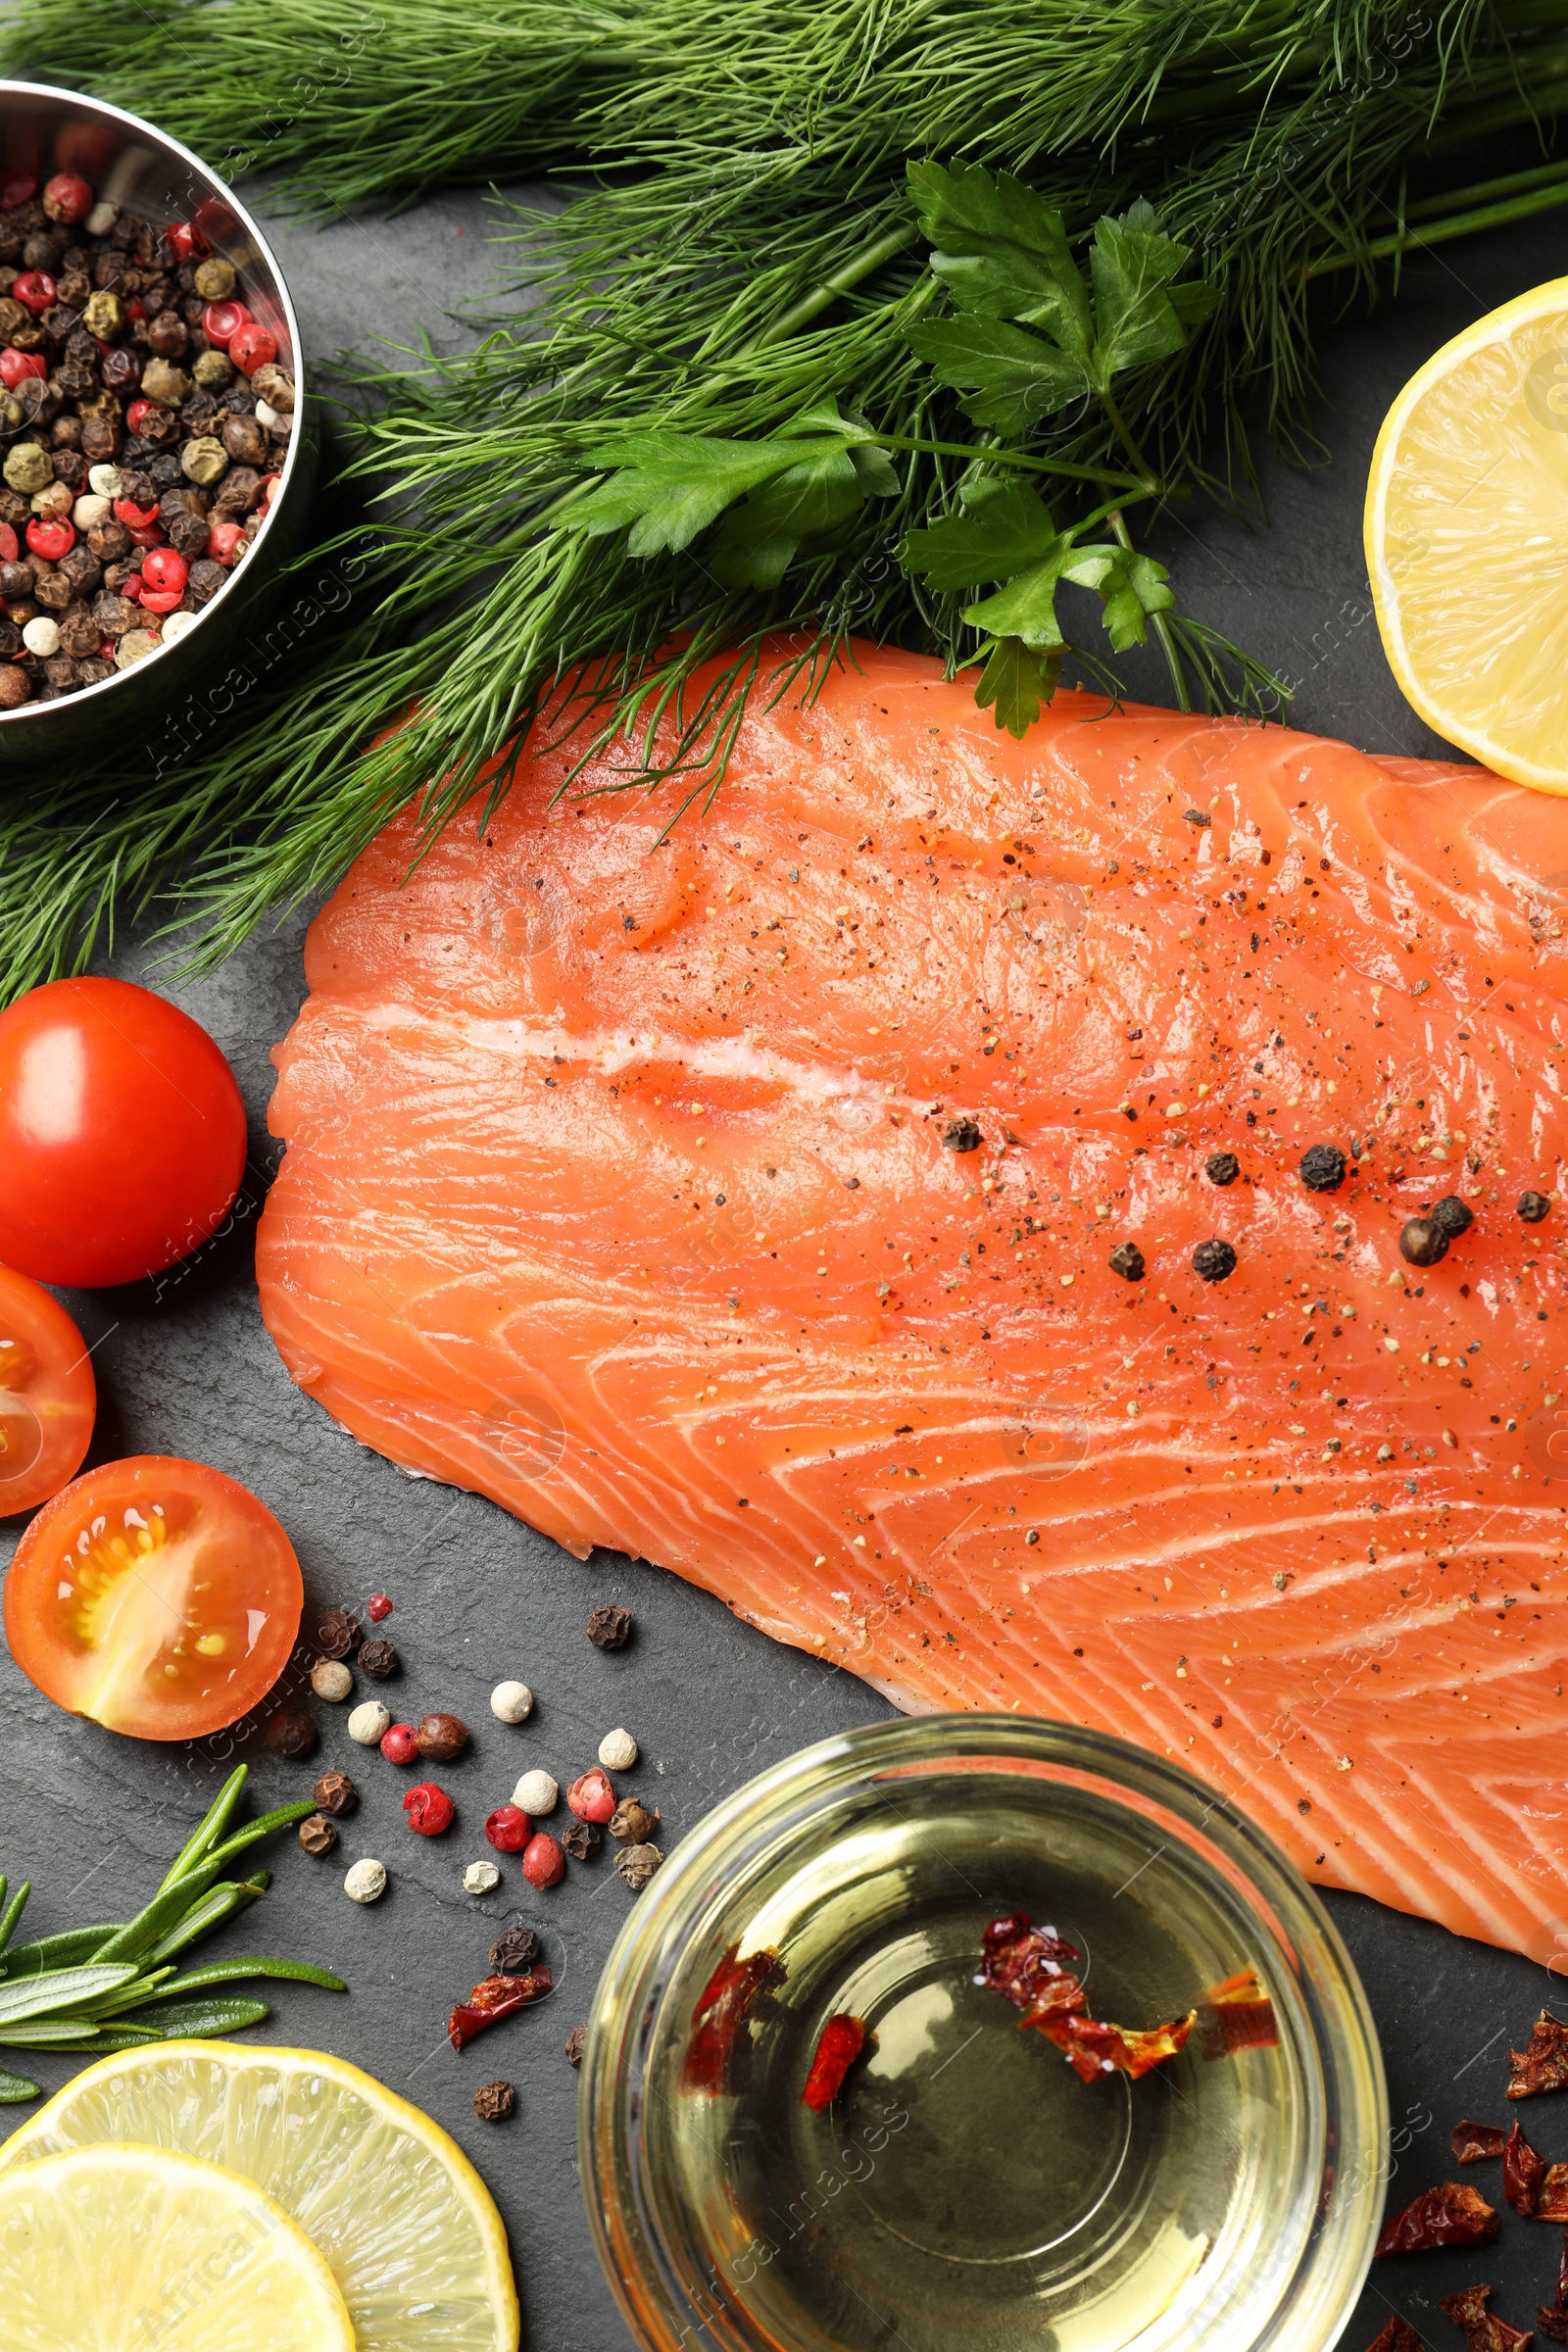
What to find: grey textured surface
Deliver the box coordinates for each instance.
[1,177,1567,2352]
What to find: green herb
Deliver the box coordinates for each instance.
[0,1767,344,2102]
[4,0,1568,993]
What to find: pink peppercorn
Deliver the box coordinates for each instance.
[380,1722,419,1765]
[484,1804,531,1853]
[42,172,92,225]
[404,1782,455,1836]
[368,1592,393,1621]
[566,1770,616,1825]
[521,1832,565,1888]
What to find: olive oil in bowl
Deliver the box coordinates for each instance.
[582,1719,1386,2352]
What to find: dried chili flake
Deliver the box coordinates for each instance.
[1376,2182,1500,2258]
[1539,2313,1568,2346]
[802,2014,867,2112]
[1509,2011,1568,2101]
[1505,2121,1546,2216]
[977,1912,1081,2012]
[1199,1967,1279,2059]
[447,1966,552,2052]
[680,1943,785,2096]
[1440,2282,1534,2352]
[1033,2007,1197,2083]
[1366,2322,1429,2352]
[1538,2168,1568,2225]
[1453,2123,1510,2164]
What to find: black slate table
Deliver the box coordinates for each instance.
[2,177,1565,2352]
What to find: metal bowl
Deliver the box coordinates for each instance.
[0,80,317,772]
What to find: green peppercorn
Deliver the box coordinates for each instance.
[192,256,237,300]
[81,289,122,341]
[3,443,52,495]
[180,435,228,486]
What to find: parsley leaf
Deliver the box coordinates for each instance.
[900,475,1063,590]
[972,637,1061,739]
[906,165,1218,432]
[580,400,895,578]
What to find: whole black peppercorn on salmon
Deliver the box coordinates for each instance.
[259,638,1568,1955]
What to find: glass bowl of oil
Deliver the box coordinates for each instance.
[579,1715,1387,2352]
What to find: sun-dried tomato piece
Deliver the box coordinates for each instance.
[1509,2011,1568,2100]
[1376,2181,1500,2258]
[1504,2120,1546,2216]
[1032,2007,1197,2083]
[1198,1967,1279,2059]
[801,2013,866,2112]
[1366,2321,1429,2352]
[1453,2122,1510,2164]
[680,1942,785,2095]
[1440,2282,1533,2352]
[1539,2167,1568,2224]
[1018,1974,1090,2028]
[447,1965,552,2051]
[977,1912,1081,2012]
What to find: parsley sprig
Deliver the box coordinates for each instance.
[574,168,1277,739]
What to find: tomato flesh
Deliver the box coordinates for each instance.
[0,1266,95,1516]
[3,1456,302,1740]
[0,977,247,1288]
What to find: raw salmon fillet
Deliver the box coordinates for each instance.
[259,639,1568,1955]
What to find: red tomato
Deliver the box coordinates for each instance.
[0,978,247,1288]
[4,1455,302,1740]
[0,1266,95,1517]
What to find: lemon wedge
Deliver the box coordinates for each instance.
[1365,274,1568,794]
[0,2041,517,2351]
[0,2141,354,2350]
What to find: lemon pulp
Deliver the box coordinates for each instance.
[0,2040,518,2351]
[0,2141,355,2351]
[1366,274,1568,794]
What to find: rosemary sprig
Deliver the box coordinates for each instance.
[0,1768,344,2102]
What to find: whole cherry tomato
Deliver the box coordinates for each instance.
[0,977,247,1287]
[0,1264,95,1518]
[3,1454,302,1738]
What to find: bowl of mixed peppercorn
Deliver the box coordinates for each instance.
[0,81,315,761]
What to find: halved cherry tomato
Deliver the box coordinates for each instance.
[0,977,247,1289]
[0,1265,94,1518]
[3,1455,302,1739]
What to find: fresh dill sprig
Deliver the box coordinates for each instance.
[4,0,1568,994]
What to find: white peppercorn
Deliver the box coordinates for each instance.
[161,610,200,645]
[347,1699,391,1746]
[22,615,59,658]
[490,1680,533,1723]
[87,464,122,500]
[598,1728,639,1772]
[311,1658,353,1703]
[464,1859,501,1895]
[343,1858,387,1904]
[513,1769,558,1816]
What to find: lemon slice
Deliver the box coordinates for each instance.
[1365,274,1568,794]
[0,2042,517,2351]
[0,2141,354,2350]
